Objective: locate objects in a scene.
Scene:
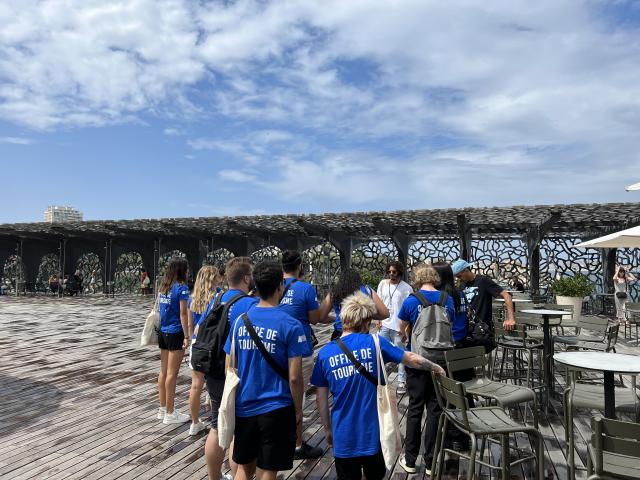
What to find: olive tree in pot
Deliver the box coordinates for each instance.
[551,274,594,325]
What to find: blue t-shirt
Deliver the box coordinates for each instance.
[452,292,468,343]
[310,333,404,458]
[189,294,219,340]
[397,289,457,348]
[159,282,190,334]
[224,306,310,417]
[333,285,373,332]
[221,289,258,325]
[279,278,319,355]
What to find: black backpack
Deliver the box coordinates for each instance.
[191,291,248,378]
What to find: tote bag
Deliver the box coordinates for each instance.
[218,319,241,449]
[373,334,402,469]
[140,295,160,346]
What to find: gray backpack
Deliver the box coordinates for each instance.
[410,290,453,363]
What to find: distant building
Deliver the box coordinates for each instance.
[44,206,83,223]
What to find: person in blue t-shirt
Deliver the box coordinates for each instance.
[204,257,258,480]
[318,268,389,340]
[312,292,444,480]
[157,256,191,425]
[278,250,323,460]
[224,261,310,480]
[187,265,222,436]
[397,263,455,475]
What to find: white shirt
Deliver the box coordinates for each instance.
[377,279,413,332]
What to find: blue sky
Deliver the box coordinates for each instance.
[1,0,640,223]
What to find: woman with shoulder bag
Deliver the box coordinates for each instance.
[157,257,191,424]
[312,292,443,480]
[614,266,636,322]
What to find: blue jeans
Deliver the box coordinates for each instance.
[379,326,406,383]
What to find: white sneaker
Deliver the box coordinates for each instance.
[221,473,233,480]
[157,407,166,420]
[189,421,207,435]
[163,410,190,424]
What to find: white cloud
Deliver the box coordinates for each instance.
[0,136,34,145]
[2,0,640,207]
[163,127,184,136]
[218,169,258,183]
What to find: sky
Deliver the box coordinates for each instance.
[1,0,640,223]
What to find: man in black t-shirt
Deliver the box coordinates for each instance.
[452,259,515,331]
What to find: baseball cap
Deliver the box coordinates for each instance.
[451,259,474,276]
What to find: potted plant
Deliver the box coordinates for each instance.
[551,274,593,323]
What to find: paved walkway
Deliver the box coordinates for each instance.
[0,295,638,479]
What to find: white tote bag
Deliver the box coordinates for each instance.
[140,295,160,346]
[373,334,402,470]
[218,320,240,449]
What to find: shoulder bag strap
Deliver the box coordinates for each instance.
[372,334,387,387]
[153,294,160,312]
[281,278,299,301]
[229,316,241,369]
[335,337,378,386]
[241,313,289,381]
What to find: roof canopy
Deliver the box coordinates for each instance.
[1,202,639,242]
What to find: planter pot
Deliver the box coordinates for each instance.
[555,295,583,326]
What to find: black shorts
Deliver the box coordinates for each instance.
[158,331,184,351]
[334,450,386,480]
[205,376,225,430]
[233,405,296,471]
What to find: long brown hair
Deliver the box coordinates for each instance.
[190,265,220,314]
[159,257,188,294]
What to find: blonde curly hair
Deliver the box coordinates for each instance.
[340,292,376,332]
[411,263,440,290]
[190,265,221,314]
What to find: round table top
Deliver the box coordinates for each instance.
[520,309,569,315]
[495,298,532,303]
[554,352,640,373]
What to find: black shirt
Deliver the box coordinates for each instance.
[462,275,504,325]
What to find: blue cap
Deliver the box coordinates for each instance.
[452,259,474,275]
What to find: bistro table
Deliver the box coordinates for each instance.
[520,308,569,409]
[554,351,640,418]
[495,298,532,303]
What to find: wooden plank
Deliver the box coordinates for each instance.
[1,295,638,480]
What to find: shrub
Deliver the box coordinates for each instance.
[551,274,593,297]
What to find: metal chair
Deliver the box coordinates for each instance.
[564,368,640,480]
[624,303,640,340]
[431,373,544,480]
[553,315,609,349]
[445,346,538,428]
[492,321,543,392]
[587,417,640,480]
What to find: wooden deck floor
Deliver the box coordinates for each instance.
[1,295,638,480]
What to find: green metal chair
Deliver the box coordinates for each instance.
[492,321,543,392]
[564,368,640,480]
[553,315,610,349]
[430,373,544,480]
[445,346,538,428]
[624,303,640,340]
[587,417,640,480]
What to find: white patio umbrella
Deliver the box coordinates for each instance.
[625,182,640,191]
[573,225,640,249]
